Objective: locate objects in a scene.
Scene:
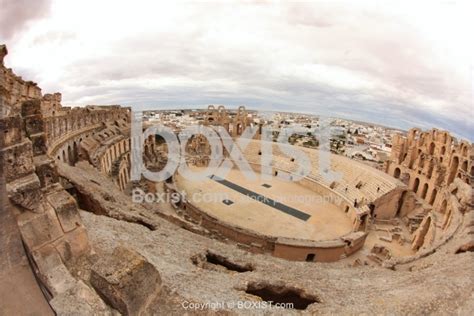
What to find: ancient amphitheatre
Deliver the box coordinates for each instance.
[0,43,473,315]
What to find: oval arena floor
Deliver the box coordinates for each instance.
[175,167,353,240]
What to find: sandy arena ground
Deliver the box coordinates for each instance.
[175,167,353,240]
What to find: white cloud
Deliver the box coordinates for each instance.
[2,0,473,140]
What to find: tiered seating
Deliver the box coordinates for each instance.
[241,139,401,207]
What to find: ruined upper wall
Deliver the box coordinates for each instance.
[388,128,472,187]
[1,47,42,116]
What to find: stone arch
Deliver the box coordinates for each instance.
[461,160,468,172]
[428,142,435,155]
[73,141,78,164]
[236,123,243,135]
[421,183,429,199]
[393,167,401,179]
[447,156,459,184]
[429,188,437,205]
[403,173,411,186]
[67,145,73,166]
[413,178,420,193]
[440,146,446,155]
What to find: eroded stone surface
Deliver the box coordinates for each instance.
[90,246,161,316]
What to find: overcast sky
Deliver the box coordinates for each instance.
[1,0,472,140]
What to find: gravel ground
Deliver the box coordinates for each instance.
[80,210,474,315]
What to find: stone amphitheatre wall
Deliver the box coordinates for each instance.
[45,107,130,162]
[0,45,98,304]
[0,45,135,311]
[385,128,473,253]
[387,128,472,210]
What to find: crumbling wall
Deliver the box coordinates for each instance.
[0,44,120,313]
[385,128,473,254]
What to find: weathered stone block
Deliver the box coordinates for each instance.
[17,204,64,250]
[32,244,63,274]
[53,226,90,263]
[0,116,22,148]
[31,244,78,296]
[24,114,44,136]
[50,281,113,315]
[90,246,161,316]
[6,173,42,211]
[29,132,47,156]
[0,140,35,182]
[21,99,42,117]
[47,190,81,232]
[34,155,58,187]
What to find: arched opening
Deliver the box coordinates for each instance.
[236,123,243,135]
[440,146,446,155]
[428,142,435,155]
[429,189,437,205]
[413,178,420,193]
[393,167,401,179]
[461,160,468,172]
[421,183,429,199]
[402,173,411,186]
[72,141,78,165]
[447,156,459,184]
[68,145,73,165]
[369,203,376,219]
[62,150,66,162]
